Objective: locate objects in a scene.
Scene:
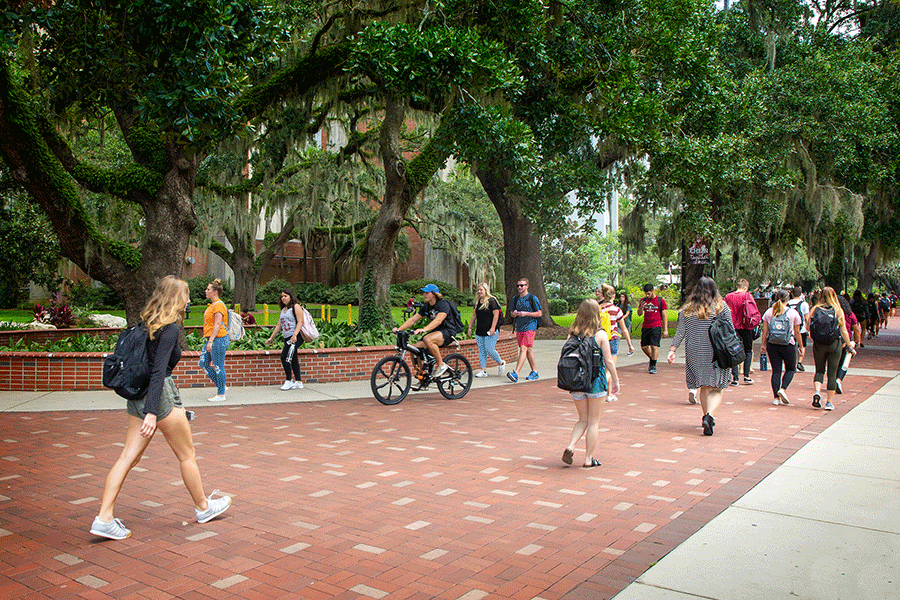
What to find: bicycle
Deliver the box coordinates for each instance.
[370,330,473,405]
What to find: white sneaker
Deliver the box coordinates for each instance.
[280,380,292,390]
[688,390,698,404]
[606,394,617,403]
[207,394,226,402]
[196,490,231,523]
[773,398,782,406]
[291,380,304,389]
[498,360,506,376]
[433,363,450,378]
[475,370,488,378]
[90,516,131,540]
[777,389,790,405]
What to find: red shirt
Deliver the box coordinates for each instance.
[724,291,754,330]
[640,296,667,329]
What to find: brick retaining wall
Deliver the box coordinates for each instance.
[0,333,519,392]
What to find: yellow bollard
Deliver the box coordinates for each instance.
[348,304,352,326]
[234,303,241,315]
[320,305,325,320]
[263,304,269,326]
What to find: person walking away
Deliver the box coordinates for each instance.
[597,283,633,401]
[265,288,305,390]
[786,286,810,371]
[723,279,760,386]
[851,289,868,348]
[667,276,732,436]
[468,283,506,377]
[201,278,229,402]
[637,283,668,374]
[90,276,231,540]
[810,287,856,410]
[616,292,634,355]
[834,293,859,395]
[760,289,803,406]
[507,278,542,382]
[866,293,880,339]
[561,299,620,467]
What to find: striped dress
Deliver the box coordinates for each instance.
[672,304,733,390]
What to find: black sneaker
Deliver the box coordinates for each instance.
[649,365,657,374]
[812,393,821,408]
[730,379,739,387]
[743,377,754,384]
[796,363,805,372]
[835,379,843,395]
[702,414,715,436]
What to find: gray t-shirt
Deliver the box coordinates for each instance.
[279,306,298,340]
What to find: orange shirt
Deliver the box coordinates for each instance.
[204,300,228,338]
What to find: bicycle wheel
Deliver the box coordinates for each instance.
[437,353,473,400]
[371,356,411,405]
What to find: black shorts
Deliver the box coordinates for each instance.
[641,327,662,347]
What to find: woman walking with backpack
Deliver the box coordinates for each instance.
[90,276,231,540]
[760,289,803,406]
[201,278,229,402]
[810,287,856,410]
[667,277,732,436]
[265,288,306,390]
[561,299,619,468]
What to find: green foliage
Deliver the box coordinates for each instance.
[547,298,568,316]
[0,192,61,308]
[397,279,473,307]
[32,293,75,328]
[257,279,292,306]
[187,275,233,306]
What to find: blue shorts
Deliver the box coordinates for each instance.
[609,339,619,356]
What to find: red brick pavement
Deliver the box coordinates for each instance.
[0,343,896,600]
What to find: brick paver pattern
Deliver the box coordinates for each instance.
[0,335,896,600]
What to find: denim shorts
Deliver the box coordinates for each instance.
[609,338,619,356]
[127,376,182,420]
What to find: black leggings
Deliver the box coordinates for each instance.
[767,343,797,397]
[813,339,841,391]
[731,328,755,379]
[281,340,302,381]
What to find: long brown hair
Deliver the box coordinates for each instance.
[141,276,189,340]
[770,289,789,316]
[569,299,603,338]
[682,276,723,320]
[813,286,845,326]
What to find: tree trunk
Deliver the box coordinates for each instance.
[0,61,197,323]
[358,97,410,329]
[857,242,880,294]
[229,236,258,311]
[474,165,556,327]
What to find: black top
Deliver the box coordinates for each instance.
[474,297,501,336]
[418,298,452,328]
[143,323,181,417]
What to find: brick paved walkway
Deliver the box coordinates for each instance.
[0,339,896,600]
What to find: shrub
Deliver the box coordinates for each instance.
[399,279,473,307]
[33,292,76,328]
[323,282,358,305]
[548,298,569,316]
[188,275,233,305]
[257,278,292,306]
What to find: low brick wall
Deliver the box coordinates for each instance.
[0,325,212,347]
[0,333,518,392]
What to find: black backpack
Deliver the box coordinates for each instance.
[809,307,841,344]
[102,324,151,400]
[444,299,464,335]
[557,334,601,393]
[708,309,745,369]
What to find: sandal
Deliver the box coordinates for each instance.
[562,449,574,465]
[583,458,601,468]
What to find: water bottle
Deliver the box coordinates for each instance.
[285,342,296,363]
[760,353,768,371]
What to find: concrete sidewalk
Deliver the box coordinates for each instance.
[611,372,900,600]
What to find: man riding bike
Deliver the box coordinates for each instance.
[393,284,462,389]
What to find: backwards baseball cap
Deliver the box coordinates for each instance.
[420,283,440,293]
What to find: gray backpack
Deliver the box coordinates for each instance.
[767,311,792,345]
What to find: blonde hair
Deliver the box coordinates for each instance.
[600,283,616,303]
[771,289,789,316]
[814,286,845,326]
[475,282,496,312]
[570,299,610,338]
[141,276,189,340]
[208,278,224,298]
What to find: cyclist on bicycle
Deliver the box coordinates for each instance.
[393,284,463,389]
